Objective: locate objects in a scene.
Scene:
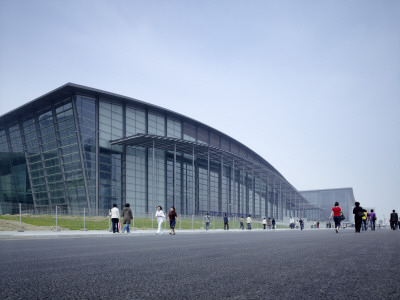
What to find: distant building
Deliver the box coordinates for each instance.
[300,188,355,222]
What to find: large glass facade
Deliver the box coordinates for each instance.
[0,84,312,218]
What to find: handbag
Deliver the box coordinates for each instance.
[340,212,345,221]
[358,211,365,217]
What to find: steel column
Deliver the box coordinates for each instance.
[173,143,176,206]
[192,146,195,215]
[72,97,91,212]
[152,139,155,212]
[207,149,210,213]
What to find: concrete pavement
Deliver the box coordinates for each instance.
[1,228,399,299]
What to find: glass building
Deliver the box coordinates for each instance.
[0,83,314,218]
[300,188,356,222]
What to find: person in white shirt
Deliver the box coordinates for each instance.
[262,218,267,230]
[246,215,252,230]
[155,206,165,234]
[290,216,295,229]
[110,203,120,233]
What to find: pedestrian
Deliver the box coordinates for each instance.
[362,210,368,231]
[168,206,178,235]
[313,220,317,229]
[246,215,252,230]
[317,221,320,229]
[272,218,276,229]
[240,216,244,230]
[122,203,133,233]
[155,205,165,234]
[110,203,120,233]
[390,210,398,230]
[289,216,295,229]
[299,218,304,230]
[224,214,229,230]
[296,220,299,229]
[329,201,342,233]
[262,218,267,230]
[369,209,376,231]
[267,217,272,230]
[205,213,211,231]
[353,202,364,233]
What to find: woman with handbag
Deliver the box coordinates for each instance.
[352,202,364,233]
[168,206,178,235]
[329,202,342,233]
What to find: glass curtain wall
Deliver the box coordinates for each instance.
[37,109,65,209]
[99,100,123,211]
[55,100,86,214]
[125,105,146,212]
[0,127,32,214]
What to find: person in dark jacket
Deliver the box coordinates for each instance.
[122,203,133,233]
[272,218,276,229]
[168,206,178,235]
[224,214,229,230]
[299,218,304,231]
[390,210,398,230]
[353,202,364,233]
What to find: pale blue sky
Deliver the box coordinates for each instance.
[1,0,399,218]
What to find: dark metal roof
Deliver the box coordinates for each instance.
[0,82,283,175]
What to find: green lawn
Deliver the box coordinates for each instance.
[0,214,287,231]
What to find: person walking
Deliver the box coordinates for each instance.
[289,216,295,229]
[390,210,398,230]
[122,203,133,233]
[155,206,165,234]
[246,215,252,230]
[329,201,342,233]
[262,218,267,230]
[272,218,276,229]
[299,218,304,231]
[362,210,368,231]
[205,213,211,231]
[369,209,376,231]
[224,214,229,230]
[110,203,120,233]
[353,202,364,233]
[240,217,244,230]
[267,217,272,230]
[168,206,178,235]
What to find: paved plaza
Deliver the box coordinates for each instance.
[0,229,399,299]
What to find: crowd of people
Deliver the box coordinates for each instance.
[108,202,399,235]
[329,201,399,233]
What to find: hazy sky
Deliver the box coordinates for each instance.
[1,0,399,218]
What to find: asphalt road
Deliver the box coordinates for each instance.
[0,229,399,299]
